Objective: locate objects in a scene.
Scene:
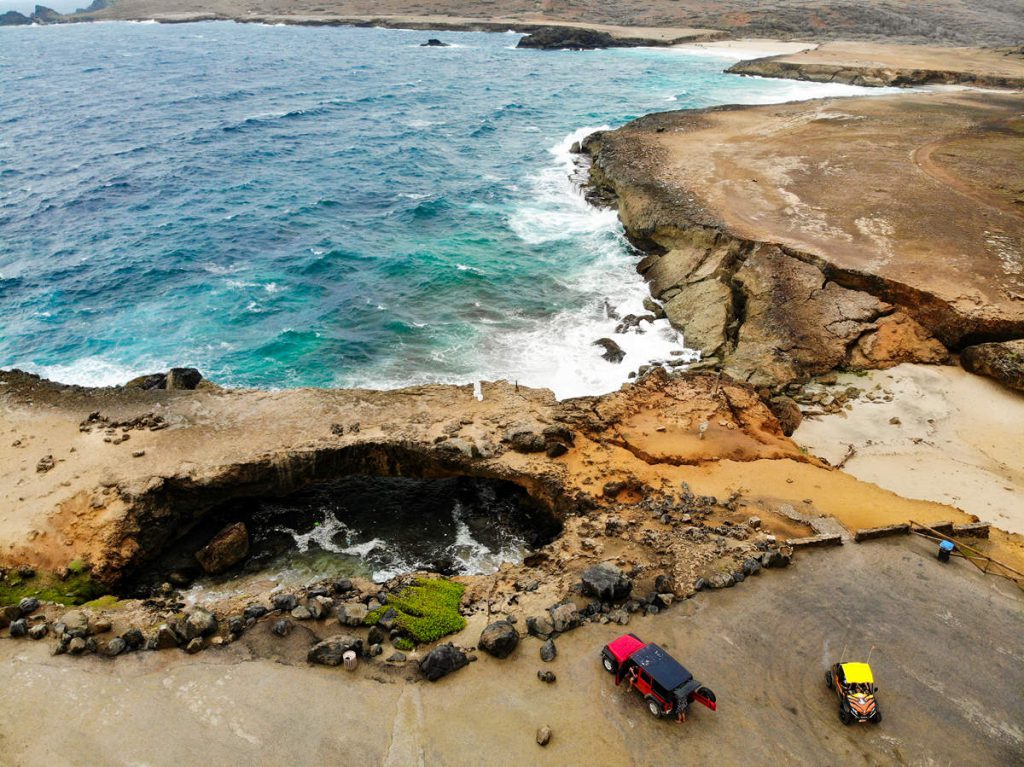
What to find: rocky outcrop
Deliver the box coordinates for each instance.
[961,340,1024,391]
[32,5,64,23]
[727,58,1024,91]
[517,27,621,50]
[420,38,449,47]
[0,11,32,25]
[308,634,363,666]
[124,367,204,391]
[580,93,1023,387]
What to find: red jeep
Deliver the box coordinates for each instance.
[601,633,717,721]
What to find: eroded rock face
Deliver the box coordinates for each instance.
[961,339,1024,391]
[195,522,250,574]
[581,93,1024,386]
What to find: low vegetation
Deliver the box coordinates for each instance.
[0,565,107,607]
[366,578,466,645]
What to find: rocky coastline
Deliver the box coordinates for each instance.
[576,91,1024,393]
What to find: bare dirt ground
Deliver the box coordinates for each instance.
[2,536,1020,766]
[85,0,1024,46]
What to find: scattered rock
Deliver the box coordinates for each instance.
[271,619,292,637]
[155,624,180,649]
[536,725,552,747]
[243,604,269,622]
[479,620,520,659]
[9,619,28,638]
[338,602,368,627]
[28,622,49,640]
[308,634,363,666]
[61,610,90,638]
[387,651,407,663]
[540,638,557,662]
[36,455,55,473]
[419,643,469,681]
[272,594,299,612]
[291,605,313,621]
[67,637,87,655]
[537,670,556,683]
[121,628,144,650]
[18,597,39,616]
[593,337,626,364]
[185,638,204,654]
[580,564,633,602]
[183,608,218,640]
[105,637,126,656]
[195,522,250,574]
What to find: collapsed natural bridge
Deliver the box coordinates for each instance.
[1,364,970,601]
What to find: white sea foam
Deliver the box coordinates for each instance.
[25,357,154,388]
[485,127,700,399]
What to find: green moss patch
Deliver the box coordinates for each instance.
[0,569,107,607]
[366,578,466,645]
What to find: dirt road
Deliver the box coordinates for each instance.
[2,537,1020,765]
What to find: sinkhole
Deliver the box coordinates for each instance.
[134,474,562,597]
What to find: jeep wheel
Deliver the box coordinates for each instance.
[825,670,833,689]
[839,707,852,726]
[873,707,883,724]
[696,686,717,703]
[602,656,617,674]
[647,698,663,718]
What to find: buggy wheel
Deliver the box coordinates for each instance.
[647,698,664,718]
[825,670,834,689]
[873,707,882,724]
[602,656,617,674]
[839,706,852,725]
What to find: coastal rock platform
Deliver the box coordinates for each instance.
[582,91,1024,387]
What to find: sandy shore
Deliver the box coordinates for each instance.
[794,363,1024,535]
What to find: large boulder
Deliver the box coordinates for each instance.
[195,522,250,574]
[478,620,519,659]
[961,339,1024,392]
[580,564,633,602]
[517,26,619,50]
[308,634,363,666]
[419,643,469,681]
[166,367,203,390]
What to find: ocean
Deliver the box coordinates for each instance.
[0,22,891,398]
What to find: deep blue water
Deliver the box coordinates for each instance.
[0,22,882,397]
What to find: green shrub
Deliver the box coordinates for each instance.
[365,578,466,644]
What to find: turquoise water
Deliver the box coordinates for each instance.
[0,23,887,397]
